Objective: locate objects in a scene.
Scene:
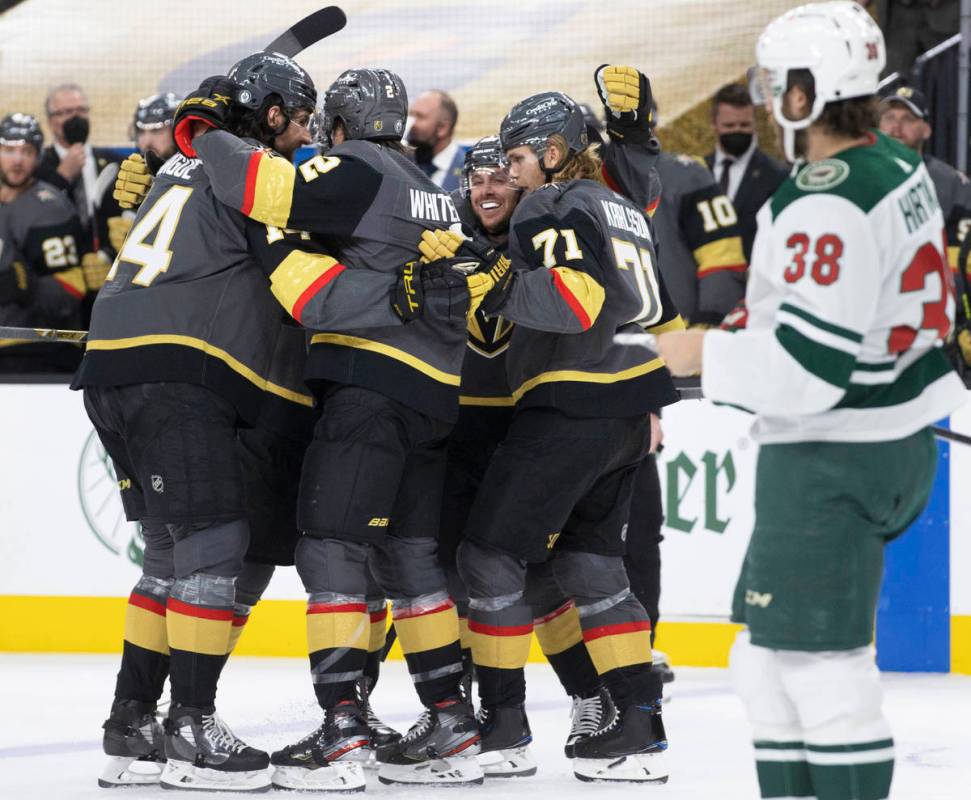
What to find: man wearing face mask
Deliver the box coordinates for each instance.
[407,89,467,190]
[705,83,789,263]
[36,83,127,313]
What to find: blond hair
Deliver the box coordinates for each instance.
[548,134,606,185]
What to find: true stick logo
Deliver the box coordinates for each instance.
[78,430,145,567]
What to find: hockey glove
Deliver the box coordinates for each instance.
[173,76,237,158]
[594,64,656,146]
[0,260,31,306]
[392,257,479,324]
[419,228,512,284]
[113,154,153,209]
[479,265,515,317]
[107,216,133,253]
[82,251,112,291]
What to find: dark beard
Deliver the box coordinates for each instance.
[411,141,435,165]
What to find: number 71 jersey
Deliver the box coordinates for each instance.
[702,131,966,443]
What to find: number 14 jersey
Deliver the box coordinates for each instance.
[702,130,966,443]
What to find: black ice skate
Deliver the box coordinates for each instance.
[160,705,270,792]
[98,699,166,788]
[376,695,483,785]
[476,703,537,778]
[355,677,401,750]
[564,686,615,758]
[572,702,669,783]
[270,699,369,792]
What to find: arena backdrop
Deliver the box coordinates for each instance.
[0,0,805,147]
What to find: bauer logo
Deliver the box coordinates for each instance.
[77,430,145,568]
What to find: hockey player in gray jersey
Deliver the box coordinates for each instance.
[658,5,966,799]
[450,92,680,784]
[175,67,491,786]
[594,66,748,326]
[74,52,351,793]
[0,113,89,372]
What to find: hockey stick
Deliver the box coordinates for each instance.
[265,6,347,57]
[380,623,397,662]
[0,325,87,343]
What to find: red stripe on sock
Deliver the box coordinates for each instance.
[307,602,368,615]
[167,597,233,622]
[467,619,533,637]
[393,599,455,621]
[129,592,166,617]
[533,600,575,627]
[582,619,652,643]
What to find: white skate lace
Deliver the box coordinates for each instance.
[401,709,433,743]
[201,714,247,754]
[568,694,604,741]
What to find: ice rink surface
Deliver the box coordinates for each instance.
[1,655,968,799]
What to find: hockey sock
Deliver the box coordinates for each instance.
[577,593,653,709]
[364,598,388,685]
[226,602,253,655]
[115,575,172,704]
[166,573,235,708]
[393,592,465,705]
[534,599,601,697]
[306,592,369,708]
[807,741,894,800]
[752,740,815,798]
[468,602,533,707]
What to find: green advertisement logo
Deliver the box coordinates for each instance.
[77,430,144,567]
[664,449,737,534]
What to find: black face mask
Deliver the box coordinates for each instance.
[719,131,752,157]
[63,115,90,146]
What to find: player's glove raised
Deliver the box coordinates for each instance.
[82,251,112,291]
[0,261,31,306]
[392,257,480,324]
[173,76,238,158]
[113,154,154,209]
[594,64,656,146]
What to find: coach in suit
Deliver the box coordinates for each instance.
[406,89,468,192]
[705,83,789,263]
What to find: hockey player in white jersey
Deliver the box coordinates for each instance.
[656,3,966,800]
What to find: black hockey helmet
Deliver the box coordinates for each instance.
[229,51,317,114]
[0,112,43,153]
[499,91,588,162]
[132,93,180,133]
[322,68,407,146]
[460,134,510,197]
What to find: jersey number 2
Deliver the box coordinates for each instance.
[107,186,193,286]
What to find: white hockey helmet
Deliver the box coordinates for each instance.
[754,1,885,159]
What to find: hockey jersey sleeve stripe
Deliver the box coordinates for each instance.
[777,302,863,345]
[551,267,605,330]
[241,150,296,229]
[85,334,314,406]
[835,348,954,409]
[53,267,86,299]
[268,249,347,323]
[694,237,747,276]
[645,315,687,335]
[310,332,462,386]
[776,324,857,388]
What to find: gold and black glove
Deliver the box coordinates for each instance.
[173,76,237,158]
[392,257,482,324]
[107,216,134,252]
[0,261,31,306]
[82,251,112,291]
[594,64,656,146]
[113,154,154,209]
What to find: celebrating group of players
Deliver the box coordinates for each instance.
[59,2,965,798]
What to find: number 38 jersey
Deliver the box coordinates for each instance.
[702,131,966,443]
[500,178,683,417]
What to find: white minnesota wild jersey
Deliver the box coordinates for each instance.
[702,131,966,443]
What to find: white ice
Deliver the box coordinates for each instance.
[1,655,968,799]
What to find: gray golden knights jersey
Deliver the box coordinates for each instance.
[499,178,681,417]
[72,151,315,429]
[924,153,971,270]
[195,132,469,421]
[0,179,87,330]
[603,141,747,324]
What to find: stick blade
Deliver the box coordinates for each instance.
[265,6,347,57]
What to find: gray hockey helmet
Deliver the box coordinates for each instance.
[0,112,43,153]
[229,51,317,113]
[322,68,408,144]
[460,134,509,197]
[499,91,588,160]
[133,93,180,132]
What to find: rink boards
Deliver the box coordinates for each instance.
[0,382,967,672]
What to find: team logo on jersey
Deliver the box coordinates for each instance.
[795,159,849,192]
[78,430,145,568]
[467,310,513,358]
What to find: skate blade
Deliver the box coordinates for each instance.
[378,754,484,786]
[272,761,365,792]
[477,745,538,778]
[160,759,270,792]
[98,755,165,787]
[573,751,669,784]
